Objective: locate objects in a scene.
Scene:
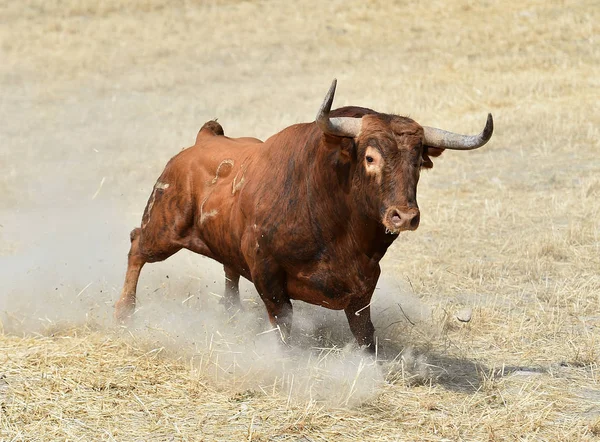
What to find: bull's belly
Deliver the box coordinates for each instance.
[285,265,379,310]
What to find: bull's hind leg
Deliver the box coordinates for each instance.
[115,225,183,324]
[116,168,196,323]
[220,266,243,311]
[115,228,146,323]
[115,212,183,323]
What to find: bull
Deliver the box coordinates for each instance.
[115,80,493,351]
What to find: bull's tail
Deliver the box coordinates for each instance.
[196,119,224,143]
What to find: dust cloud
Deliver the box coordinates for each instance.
[0,192,438,405]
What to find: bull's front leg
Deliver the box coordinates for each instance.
[344,296,376,353]
[253,264,293,344]
[242,235,293,344]
[258,285,293,345]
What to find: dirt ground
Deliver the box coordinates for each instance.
[1,0,599,440]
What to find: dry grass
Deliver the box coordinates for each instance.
[1,0,599,440]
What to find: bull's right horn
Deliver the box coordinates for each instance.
[316,79,362,138]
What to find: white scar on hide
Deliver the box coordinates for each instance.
[142,181,170,229]
[200,196,218,224]
[210,159,234,185]
[366,167,382,185]
[232,165,247,195]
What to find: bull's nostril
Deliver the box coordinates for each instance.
[391,211,402,225]
[410,213,420,229]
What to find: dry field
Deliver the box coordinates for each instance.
[1,0,599,440]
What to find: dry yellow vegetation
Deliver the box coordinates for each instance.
[1,0,599,440]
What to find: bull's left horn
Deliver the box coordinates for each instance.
[316,79,362,138]
[423,113,493,150]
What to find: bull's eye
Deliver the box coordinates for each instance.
[366,156,374,163]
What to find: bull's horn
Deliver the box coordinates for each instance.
[316,79,362,138]
[423,113,493,150]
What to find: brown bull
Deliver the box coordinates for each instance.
[115,80,493,351]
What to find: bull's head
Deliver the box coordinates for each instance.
[316,79,493,234]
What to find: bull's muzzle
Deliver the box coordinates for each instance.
[384,206,420,233]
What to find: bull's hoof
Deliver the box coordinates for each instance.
[114,299,135,325]
[361,344,378,359]
[219,296,244,313]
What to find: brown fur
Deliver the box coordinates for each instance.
[115,106,445,350]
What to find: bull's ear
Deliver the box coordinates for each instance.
[422,146,444,169]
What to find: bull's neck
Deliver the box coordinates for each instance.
[301,129,393,260]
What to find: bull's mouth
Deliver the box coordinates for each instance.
[384,214,401,235]
[384,226,400,235]
[383,218,401,235]
[383,206,420,234]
